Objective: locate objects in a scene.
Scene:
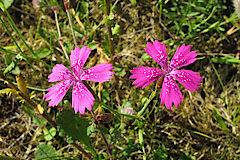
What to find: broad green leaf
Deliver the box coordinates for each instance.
[34,142,60,160]
[0,0,14,11]
[56,110,96,155]
[44,127,57,141]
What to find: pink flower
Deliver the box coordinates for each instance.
[130,41,202,109]
[44,46,115,114]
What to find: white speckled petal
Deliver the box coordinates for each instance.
[160,75,183,109]
[170,69,202,92]
[130,66,163,89]
[72,82,95,114]
[48,64,73,82]
[81,63,115,82]
[70,46,91,76]
[169,44,198,70]
[144,40,168,69]
[44,80,72,107]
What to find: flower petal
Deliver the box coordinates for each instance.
[160,76,183,109]
[70,46,91,76]
[170,69,202,92]
[145,40,168,69]
[169,44,198,70]
[81,63,115,82]
[48,64,73,82]
[44,80,72,107]
[72,82,95,114]
[130,66,163,89]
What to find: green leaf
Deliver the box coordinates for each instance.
[101,89,110,103]
[138,129,143,145]
[35,48,51,59]
[49,0,57,6]
[87,42,98,50]
[112,66,126,77]
[129,0,136,5]
[34,142,60,160]
[4,55,12,65]
[141,53,151,61]
[4,61,16,74]
[4,54,23,74]
[212,108,228,131]
[179,151,196,160]
[211,55,240,64]
[153,144,168,160]
[0,0,14,11]
[56,110,96,155]
[44,127,57,141]
[112,23,120,35]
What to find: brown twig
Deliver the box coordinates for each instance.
[0,72,93,160]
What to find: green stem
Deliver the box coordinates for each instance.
[138,129,146,160]
[207,55,228,105]
[52,6,70,63]
[4,10,37,58]
[82,81,113,158]
[64,0,78,47]
[137,90,157,117]
[105,0,114,60]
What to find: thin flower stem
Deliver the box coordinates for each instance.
[0,72,93,160]
[137,90,157,117]
[207,55,228,106]
[138,129,147,160]
[82,81,113,158]
[64,0,78,47]
[91,111,112,158]
[52,6,70,62]
[105,0,115,60]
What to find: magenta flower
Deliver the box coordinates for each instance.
[130,40,202,109]
[44,46,115,114]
